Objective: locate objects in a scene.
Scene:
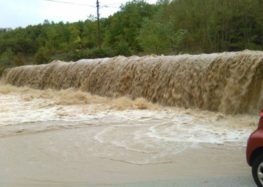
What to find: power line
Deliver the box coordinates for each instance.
[43,0,120,8]
[104,3,121,6]
[101,5,120,8]
[43,0,95,7]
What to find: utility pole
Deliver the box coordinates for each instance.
[96,0,101,49]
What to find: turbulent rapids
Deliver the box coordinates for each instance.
[2,50,263,114]
[0,51,261,169]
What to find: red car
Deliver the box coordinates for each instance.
[247,111,263,187]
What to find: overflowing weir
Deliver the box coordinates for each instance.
[2,50,263,114]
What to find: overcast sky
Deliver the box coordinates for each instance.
[0,0,157,28]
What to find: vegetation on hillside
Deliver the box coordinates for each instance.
[0,0,262,74]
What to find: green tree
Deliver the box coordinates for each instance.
[34,47,50,64]
[104,0,157,55]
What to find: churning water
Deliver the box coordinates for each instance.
[1,50,261,164]
[3,50,263,114]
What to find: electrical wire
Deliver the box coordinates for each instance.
[43,0,120,8]
[42,0,96,7]
[101,5,120,8]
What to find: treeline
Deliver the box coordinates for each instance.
[0,0,263,74]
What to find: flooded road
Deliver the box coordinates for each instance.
[0,125,255,187]
[0,85,258,186]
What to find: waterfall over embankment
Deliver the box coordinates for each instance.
[2,50,263,114]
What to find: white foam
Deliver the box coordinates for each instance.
[0,93,256,145]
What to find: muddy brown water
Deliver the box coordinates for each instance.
[1,50,262,187]
[3,51,263,114]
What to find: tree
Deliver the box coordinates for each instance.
[104,0,157,54]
